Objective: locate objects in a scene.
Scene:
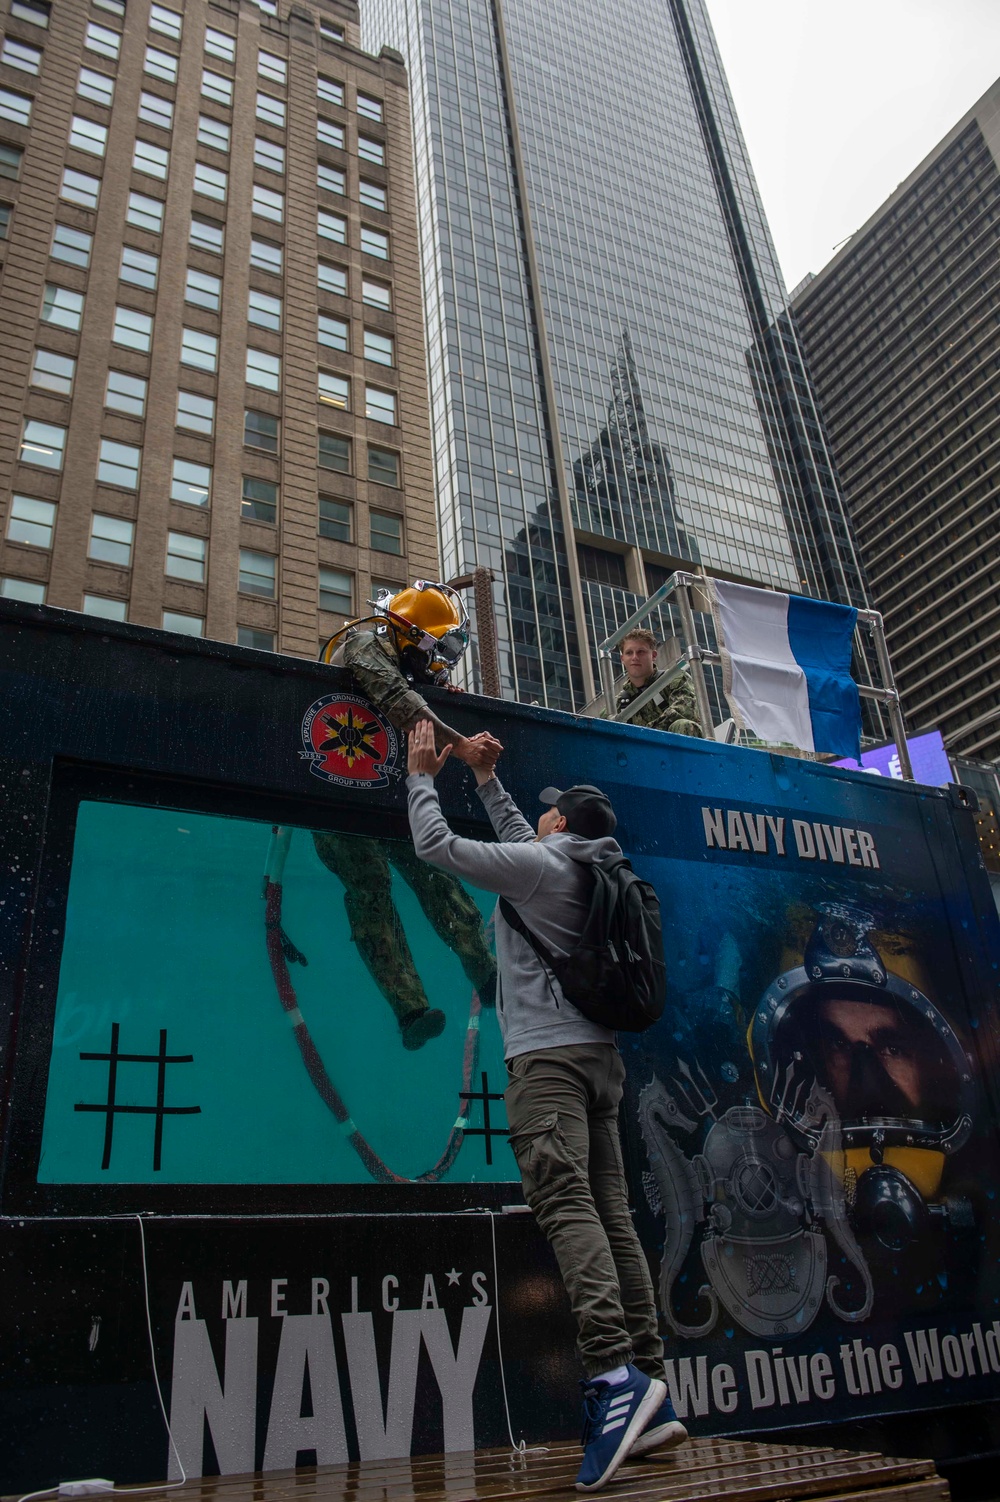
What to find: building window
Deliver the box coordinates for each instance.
[317,76,344,106]
[78,67,115,105]
[249,289,282,331]
[0,202,11,238]
[194,162,227,201]
[166,531,206,582]
[368,446,399,487]
[317,163,344,195]
[1,577,45,602]
[7,494,56,548]
[250,237,282,274]
[241,475,276,522]
[365,386,396,424]
[113,306,153,352]
[363,329,394,366]
[31,348,75,395]
[254,137,284,174]
[319,20,344,41]
[577,544,629,588]
[317,118,344,149]
[318,210,346,243]
[362,278,391,310]
[255,92,284,127]
[145,47,178,84]
[162,610,203,636]
[61,168,101,209]
[204,28,235,64]
[133,139,169,178]
[258,50,286,84]
[237,626,273,650]
[252,184,283,223]
[239,548,275,598]
[201,69,232,105]
[0,143,23,180]
[357,93,382,122]
[318,496,350,540]
[318,431,350,472]
[51,222,92,266]
[185,267,221,309]
[1,37,41,73]
[171,458,211,506]
[105,369,147,417]
[69,115,108,156]
[358,136,385,166]
[97,440,140,489]
[318,372,349,408]
[83,594,127,620]
[246,348,280,391]
[11,0,50,25]
[150,5,182,40]
[319,567,351,615]
[197,114,229,152]
[318,262,347,296]
[176,390,215,434]
[244,410,278,454]
[138,91,173,130]
[318,313,348,350]
[94,1,125,17]
[181,328,218,372]
[127,191,164,232]
[370,510,402,555]
[41,284,84,330]
[120,246,159,288]
[359,180,386,212]
[85,23,120,59]
[190,217,223,254]
[361,227,389,260]
[89,512,134,565]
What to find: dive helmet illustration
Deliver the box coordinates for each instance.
[372,580,470,675]
[749,904,975,1251]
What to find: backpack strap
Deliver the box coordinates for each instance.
[498,897,562,1009]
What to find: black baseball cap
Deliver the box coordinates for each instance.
[539,784,617,839]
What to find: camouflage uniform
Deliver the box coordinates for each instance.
[318,626,496,1047]
[615,669,704,737]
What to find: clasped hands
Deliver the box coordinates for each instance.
[407,719,502,780]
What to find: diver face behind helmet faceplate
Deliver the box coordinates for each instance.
[750,904,975,1252]
[372,580,470,683]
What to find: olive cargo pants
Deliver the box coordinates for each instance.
[504,1043,665,1381]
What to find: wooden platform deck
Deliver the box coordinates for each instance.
[146,1436,950,1502]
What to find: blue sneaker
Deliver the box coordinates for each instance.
[627,1385,688,1458]
[575,1365,666,1492]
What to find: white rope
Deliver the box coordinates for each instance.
[487,1210,548,1460]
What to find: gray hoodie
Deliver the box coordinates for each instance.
[406,772,617,1059]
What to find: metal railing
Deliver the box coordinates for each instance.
[583,570,914,780]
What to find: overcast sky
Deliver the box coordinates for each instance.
[704,0,1000,295]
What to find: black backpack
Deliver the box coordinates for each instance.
[498,853,666,1032]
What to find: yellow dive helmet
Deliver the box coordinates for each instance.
[374,580,470,672]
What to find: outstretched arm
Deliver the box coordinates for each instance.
[343,630,500,767]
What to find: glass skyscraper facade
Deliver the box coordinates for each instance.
[362,0,867,709]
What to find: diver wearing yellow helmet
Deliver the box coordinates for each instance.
[320,580,500,769]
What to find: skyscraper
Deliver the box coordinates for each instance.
[792,79,1000,762]
[0,0,439,655]
[361,0,868,709]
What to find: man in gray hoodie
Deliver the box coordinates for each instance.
[406,721,685,1491]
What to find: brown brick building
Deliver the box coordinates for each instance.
[0,0,438,654]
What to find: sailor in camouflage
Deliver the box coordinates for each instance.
[315,581,500,1050]
[614,628,703,738]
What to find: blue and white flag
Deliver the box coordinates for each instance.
[712,581,861,760]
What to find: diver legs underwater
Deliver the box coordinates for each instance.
[312,831,496,1048]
